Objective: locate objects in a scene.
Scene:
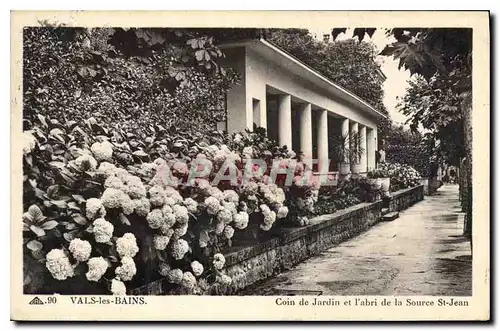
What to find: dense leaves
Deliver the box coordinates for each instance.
[23,27,239,138]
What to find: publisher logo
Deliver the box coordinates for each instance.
[29,296,44,305]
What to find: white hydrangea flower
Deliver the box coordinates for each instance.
[215,221,225,235]
[216,208,233,224]
[173,204,189,224]
[153,235,171,250]
[116,233,139,258]
[23,130,37,155]
[111,278,126,295]
[121,194,135,215]
[93,218,114,243]
[68,238,92,262]
[164,187,183,203]
[217,274,232,286]
[260,204,271,215]
[170,239,189,260]
[260,223,273,231]
[161,212,176,231]
[183,197,198,214]
[45,249,74,280]
[85,198,106,220]
[213,253,226,270]
[222,201,237,216]
[274,188,286,205]
[224,225,235,239]
[146,209,164,229]
[140,162,156,176]
[204,196,220,215]
[191,260,204,277]
[166,268,183,284]
[233,133,243,143]
[148,186,165,207]
[91,141,114,162]
[263,211,276,225]
[73,154,98,172]
[123,175,146,199]
[163,196,176,206]
[277,206,289,219]
[104,176,124,190]
[223,190,239,203]
[101,188,126,209]
[86,256,108,282]
[172,223,188,239]
[208,187,224,201]
[158,262,171,276]
[233,211,249,230]
[153,157,167,168]
[243,182,259,196]
[115,257,137,281]
[162,204,173,215]
[181,271,197,290]
[242,146,253,158]
[133,197,151,217]
[112,168,129,181]
[96,162,117,178]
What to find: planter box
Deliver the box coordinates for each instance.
[130,185,425,295]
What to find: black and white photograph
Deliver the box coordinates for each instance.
[11,10,490,321]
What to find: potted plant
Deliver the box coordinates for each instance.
[331,133,351,175]
[367,167,392,192]
[376,163,392,193]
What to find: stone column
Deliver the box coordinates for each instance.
[278,94,292,149]
[317,109,329,173]
[341,118,350,163]
[351,122,359,164]
[299,103,313,169]
[359,125,367,172]
[367,128,377,170]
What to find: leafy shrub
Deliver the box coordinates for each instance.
[376,162,421,191]
[23,27,238,141]
[311,176,381,216]
[22,114,319,295]
[386,144,430,177]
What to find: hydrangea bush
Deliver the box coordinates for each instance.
[370,162,421,191]
[22,115,319,295]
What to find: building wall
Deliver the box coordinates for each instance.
[223,46,380,171]
[244,48,379,130]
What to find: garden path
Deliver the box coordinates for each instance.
[243,184,472,296]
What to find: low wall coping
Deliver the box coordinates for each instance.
[225,185,423,268]
[130,184,424,294]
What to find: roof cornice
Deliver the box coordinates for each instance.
[219,38,387,120]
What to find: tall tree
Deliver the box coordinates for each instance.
[332,28,472,237]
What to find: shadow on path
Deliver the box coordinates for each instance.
[242,184,472,296]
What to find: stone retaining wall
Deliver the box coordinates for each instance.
[130,185,424,295]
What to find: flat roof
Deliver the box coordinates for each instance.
[220,38,387,120]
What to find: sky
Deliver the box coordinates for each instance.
[306,27,412,126]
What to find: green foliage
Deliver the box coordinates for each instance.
[376,162,421,191]
[23,27,239,139]
[396,75,464,166]
[313,176,382,216]
[385,124,431,176]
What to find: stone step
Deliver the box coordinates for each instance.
[382,211,399,222]
[381,208,390,215]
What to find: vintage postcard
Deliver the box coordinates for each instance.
[11,10,490,321]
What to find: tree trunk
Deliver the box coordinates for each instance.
[461,91,473,240]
